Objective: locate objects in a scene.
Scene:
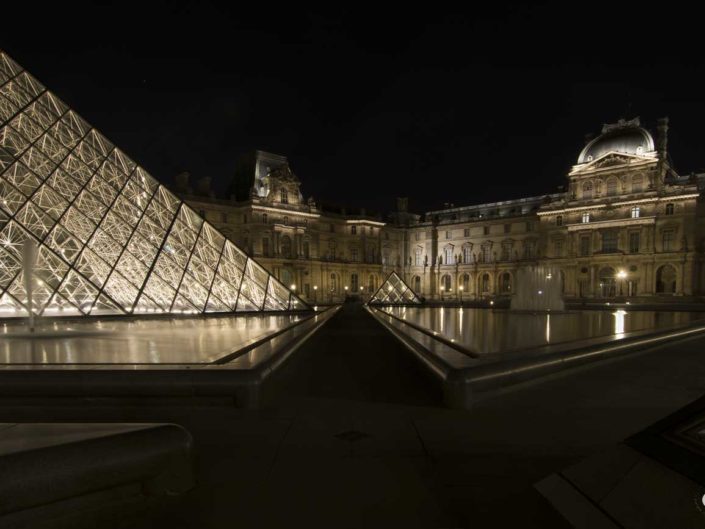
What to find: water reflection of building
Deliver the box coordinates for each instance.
[181,118,704,303]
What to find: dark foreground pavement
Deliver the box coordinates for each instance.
[3,302,705,527]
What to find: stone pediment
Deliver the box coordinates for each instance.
[571,151,655,175]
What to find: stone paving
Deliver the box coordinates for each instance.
[3,302,705,527]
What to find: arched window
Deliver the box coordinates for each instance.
[582,181,593,199]
[480,273,490,294]
[280,235,292,258]
[499,272,511,293]
[607,177,618,196]
[280,188,288,204]
[461,273,470,292]
[441,274,452,292]
[656,265,677,294]
[598,267,616,297]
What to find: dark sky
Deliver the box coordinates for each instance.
[3,3,705,215]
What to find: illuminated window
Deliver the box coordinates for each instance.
[631,206,640,218]
[582,212,590,223]
[444,246,454,265]
[414,248,423,266]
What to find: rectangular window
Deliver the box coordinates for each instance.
[445,230,451,239]
[501,242,511,261]
[262,238,270,257]
[262,213,268,224]
[523,241,534,259]
[526,222,533,232]
[629,232,640,253]
[504,224,511,234]
[414,250,423,266]
[631,206,640,218]
[554,240,563,257]
[483,226,490,235]
[582,212,590,223]
[481,245,491,263]
[601,231,618,253]
[556,215,563,226]
[463,246,472,263]
[415,232,420,241]
[665,203,674,215]
[463,228,470,237]
[663,230,675,251]
[351,226,357,235]
[351,248,359,262]
[579,235,590,256]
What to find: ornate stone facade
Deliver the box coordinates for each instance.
[180,119,705,303]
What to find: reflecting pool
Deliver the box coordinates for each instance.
[0,313,308,364]
[380,307,705,355]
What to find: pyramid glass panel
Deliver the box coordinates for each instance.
[0,50,308,317]
[368,272,422,305]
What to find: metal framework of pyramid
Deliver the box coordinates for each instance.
[0,51,308,317]
[368,272,421,305]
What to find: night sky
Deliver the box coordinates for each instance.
[2,4,705,215]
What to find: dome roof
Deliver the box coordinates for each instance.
[578,122,654,164]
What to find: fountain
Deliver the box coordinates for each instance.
[510,265,565,312]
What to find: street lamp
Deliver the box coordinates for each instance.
[313,285,318,303]
[617,269,627,296]
[290,284,296,291]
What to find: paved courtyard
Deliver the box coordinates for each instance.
[3,303,705,527]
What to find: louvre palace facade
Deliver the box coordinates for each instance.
[180,117,705,304]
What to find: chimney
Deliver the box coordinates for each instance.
[656,117,669,159]
[174,171,192,194]
[196,176,213,197]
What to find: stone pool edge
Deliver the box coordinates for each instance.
[0,306,340,408]
[367,305,705,409]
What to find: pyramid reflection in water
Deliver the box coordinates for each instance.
[368,272,421,305]
[0,51,307,316]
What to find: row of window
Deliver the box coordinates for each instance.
[560,203,675,227]
[581,174,646,198]
[573,229,677,256]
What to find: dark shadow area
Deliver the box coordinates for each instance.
[263,302,444,407]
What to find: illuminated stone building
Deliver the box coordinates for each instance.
[178,151,407,303]
[183,118,705,303]
[404,117,705,301]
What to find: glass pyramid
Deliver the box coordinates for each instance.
[368,272,421,305]
[0,51,308,317]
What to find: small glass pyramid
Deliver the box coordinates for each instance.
[368,271,421,305]
[0,51,308,316]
